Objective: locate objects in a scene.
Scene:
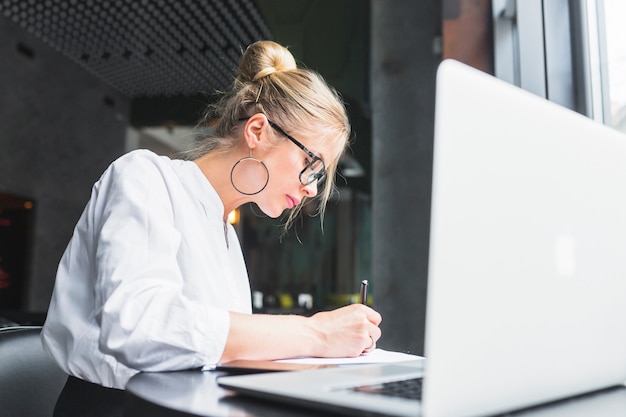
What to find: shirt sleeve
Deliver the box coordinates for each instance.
[90,153,229,371]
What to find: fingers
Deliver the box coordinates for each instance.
[362,335,376,354]
[369,320,382,342]
[343,303,383,343]
[308,304,383,358]
[345,304,382,354]
[345,302,382,325]
[365,320,381,353]
[363,304,383,326]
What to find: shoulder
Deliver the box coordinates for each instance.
[98,149,185,187]
[93,150,182,200]
[109,149,173,175]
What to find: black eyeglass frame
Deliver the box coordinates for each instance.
[239,117,327,186]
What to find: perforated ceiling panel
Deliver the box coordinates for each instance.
[0,0,272,97]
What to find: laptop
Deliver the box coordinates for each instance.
[217,59,626,417]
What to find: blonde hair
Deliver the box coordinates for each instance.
[190,40,351,229]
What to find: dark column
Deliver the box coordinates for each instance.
[370,0,441,355]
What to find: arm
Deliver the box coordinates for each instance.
[93,152,231,371]
[220,303,383,363]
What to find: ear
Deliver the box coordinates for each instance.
[242,113,270,150]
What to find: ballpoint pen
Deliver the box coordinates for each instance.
[360,279,368,305]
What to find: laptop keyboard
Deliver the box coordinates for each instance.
[351,377,423,400]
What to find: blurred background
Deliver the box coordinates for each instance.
[0,0,624,356]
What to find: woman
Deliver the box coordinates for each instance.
[42,40,382,413]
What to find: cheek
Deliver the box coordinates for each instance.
[267,153,302,185]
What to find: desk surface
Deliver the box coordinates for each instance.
[125,370,626,417]
[125,369,328,417]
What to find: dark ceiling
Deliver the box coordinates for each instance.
[0,0,271,97]
[0,0,369,119]
[0,0,371,191]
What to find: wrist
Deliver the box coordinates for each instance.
[304,312,327,357]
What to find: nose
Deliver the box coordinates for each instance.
[302,181,318,197]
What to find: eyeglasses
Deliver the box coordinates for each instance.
[267,120,327,186]
[239,117,327,186]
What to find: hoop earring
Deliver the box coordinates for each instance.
[230,150,270,196]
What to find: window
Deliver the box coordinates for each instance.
[493,0,626,132]
[599,0,626,131]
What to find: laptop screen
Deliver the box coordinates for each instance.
[423,59,626,417]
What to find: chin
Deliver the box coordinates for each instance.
[255,203,284,219]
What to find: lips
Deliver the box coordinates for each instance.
[286,195,300,209]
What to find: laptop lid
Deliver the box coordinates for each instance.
[218,60,626,417]
[423,59,626,416]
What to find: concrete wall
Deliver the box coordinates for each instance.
[0,17,128,311]
[371,0,441,355]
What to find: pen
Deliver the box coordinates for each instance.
[360,280,368,305]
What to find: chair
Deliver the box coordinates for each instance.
[0,326,68,416]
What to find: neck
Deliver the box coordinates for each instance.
[194,152,250,220]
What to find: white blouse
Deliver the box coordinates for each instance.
[42,149,251,389]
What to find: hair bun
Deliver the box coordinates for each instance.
[238,40,297,82]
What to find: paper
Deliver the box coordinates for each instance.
[203,349,422,371]
[274,348,423,366]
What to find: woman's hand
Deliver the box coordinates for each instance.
[307,303,382,358]
[222,305,382,363]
